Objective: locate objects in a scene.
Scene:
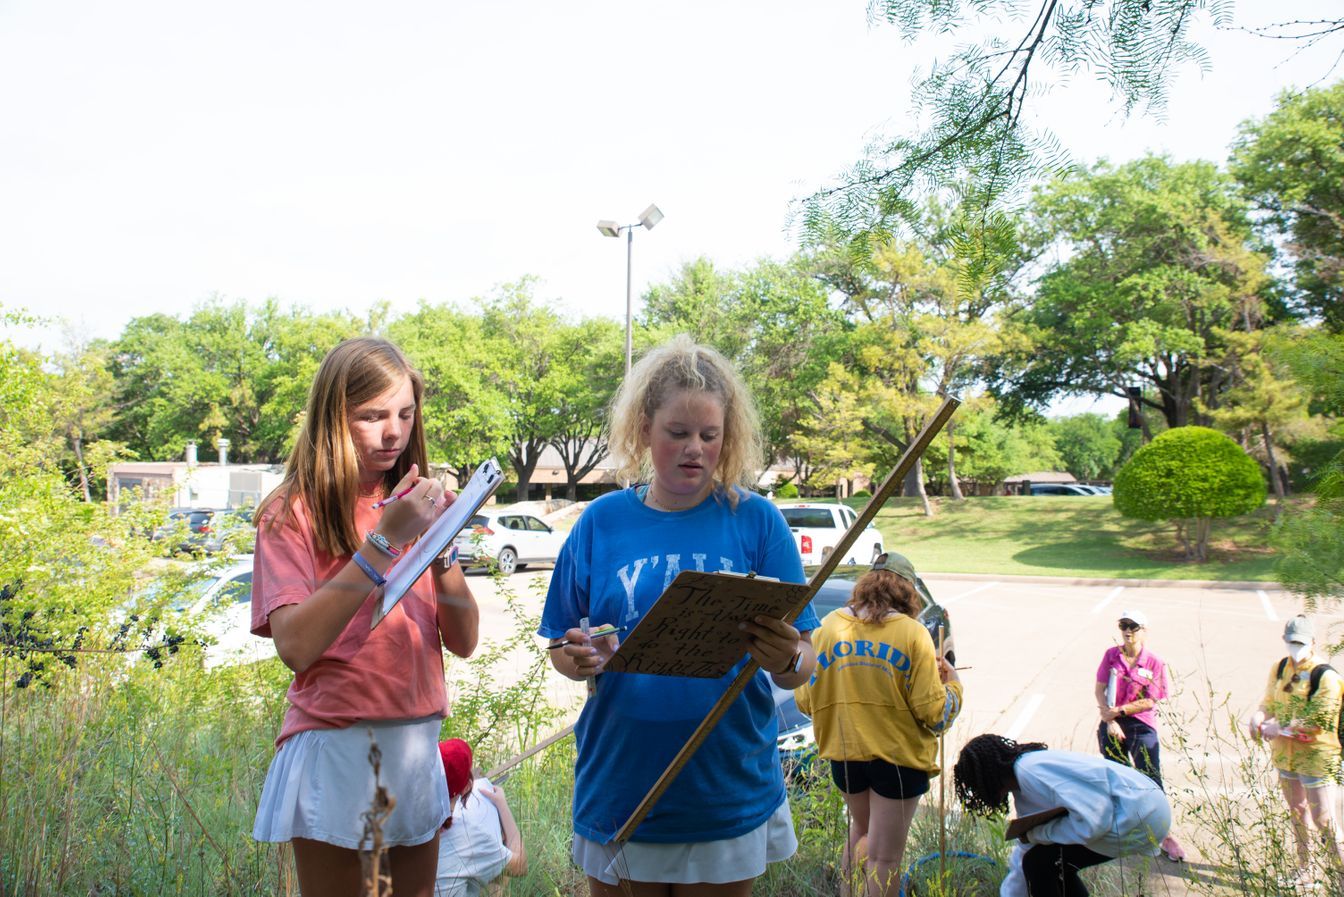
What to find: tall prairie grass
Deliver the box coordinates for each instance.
[2,571,1326,896]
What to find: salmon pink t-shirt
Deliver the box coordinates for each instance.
[251,492,448,746]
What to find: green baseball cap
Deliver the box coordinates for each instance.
[871,551,917,584]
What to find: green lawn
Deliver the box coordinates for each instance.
[829,495,1283,581]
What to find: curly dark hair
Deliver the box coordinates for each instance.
[850,569,921,623]
[953,734,1048,816]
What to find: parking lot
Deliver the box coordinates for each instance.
[458,568,1333,871]
[465,569,1327,762]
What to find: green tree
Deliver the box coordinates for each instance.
[1201,328,1308,502]
[477,281,571,502]
[995,156,1271,429]
[809,200,1029,508]
[641,259,744,356]
[792,363,876,493]
[0,309,165,684]
[803,1,1341,265]
[548,317,623,501]
[44,342,124,501]
[1231,80,1344,330]
[388,303,514,485]
[106,300,360,464]
[1275,453,1344,607]
[1049,413,1123,482]
[1114,425,1267,562]
[922,403,1061,494]
[1272,327,1344,605]
[803,1,1232,241]
[642,255,848,487]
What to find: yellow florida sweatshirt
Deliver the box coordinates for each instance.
[795,609,963,775]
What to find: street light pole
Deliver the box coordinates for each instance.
[626,225,634,376]
[597,204,664,377]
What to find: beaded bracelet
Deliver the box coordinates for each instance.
[365,530,401,558]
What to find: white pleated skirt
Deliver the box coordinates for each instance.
[253,715,450,850]
[573,799,797,885]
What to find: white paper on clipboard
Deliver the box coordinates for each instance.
[370,458,503,629]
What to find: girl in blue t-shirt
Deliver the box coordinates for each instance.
[540,334,820,897]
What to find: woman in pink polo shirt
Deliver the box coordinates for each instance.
[1094,608,1185,862]
[249,337,479,897]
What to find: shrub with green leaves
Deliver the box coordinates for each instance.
[1113,426,1266,562]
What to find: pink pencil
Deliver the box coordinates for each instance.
[371,485,416,510]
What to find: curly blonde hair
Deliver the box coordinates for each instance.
[608,335,763,509]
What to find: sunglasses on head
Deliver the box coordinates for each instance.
[1118,621,1141,632]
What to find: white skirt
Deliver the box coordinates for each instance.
[573,799,797,885]
[253,715,451,850]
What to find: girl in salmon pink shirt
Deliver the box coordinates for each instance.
[250,337,479,897]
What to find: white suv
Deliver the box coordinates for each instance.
[452,510,566,575]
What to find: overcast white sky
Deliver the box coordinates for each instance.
[2,0,1340,418]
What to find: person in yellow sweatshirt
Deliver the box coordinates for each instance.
[795,551,962,897]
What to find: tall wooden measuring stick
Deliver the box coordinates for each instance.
[612,395,961,843]
[938,624,947,881]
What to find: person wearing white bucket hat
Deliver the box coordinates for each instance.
[1093,608,1185,862]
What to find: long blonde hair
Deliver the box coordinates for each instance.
[257,337,428,556]
[608,334,763,509]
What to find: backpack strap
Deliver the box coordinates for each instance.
[1308,664,1336,702]
[1278,657,1289,681]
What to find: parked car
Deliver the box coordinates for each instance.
[127,555,272,669]
[452,510,566,576]
[150,508,254,556]
[777,503,885,566]
[175,554,272,668]
[773,563,956,779]
[1028,483,1095,496]
[150,508,217,555]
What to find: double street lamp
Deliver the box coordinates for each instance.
[597,203,664,375]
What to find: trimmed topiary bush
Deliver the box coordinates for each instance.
[1113,426,1266,562]
[774,481,800,499]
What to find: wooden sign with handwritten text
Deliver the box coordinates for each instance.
[603,571,813,679]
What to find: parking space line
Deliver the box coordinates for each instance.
[1257,590,1279,622]
[944,582,999,605]
[1091,585,1125,615]
[1005,693,1045,741]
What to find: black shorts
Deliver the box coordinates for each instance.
[830,759,930,799]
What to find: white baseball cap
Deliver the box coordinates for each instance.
[1117,609,1149,628]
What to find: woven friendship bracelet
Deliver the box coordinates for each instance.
[365,530,401,558]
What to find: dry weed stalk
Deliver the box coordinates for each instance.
[360,730,396,897]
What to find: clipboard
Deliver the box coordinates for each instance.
[602,570,813,678]
[370,458,504,629]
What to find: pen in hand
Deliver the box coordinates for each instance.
[371,485,417,510]
[547,625,626,649]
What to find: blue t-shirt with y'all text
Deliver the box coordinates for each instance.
[539,486,818,844]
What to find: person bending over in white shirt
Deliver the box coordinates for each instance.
[953,734,1170,897]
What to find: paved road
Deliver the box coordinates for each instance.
[458,568,1334,887]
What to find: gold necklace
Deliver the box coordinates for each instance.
[645,488,696,512]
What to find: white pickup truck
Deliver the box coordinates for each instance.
[777,502,885,567]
